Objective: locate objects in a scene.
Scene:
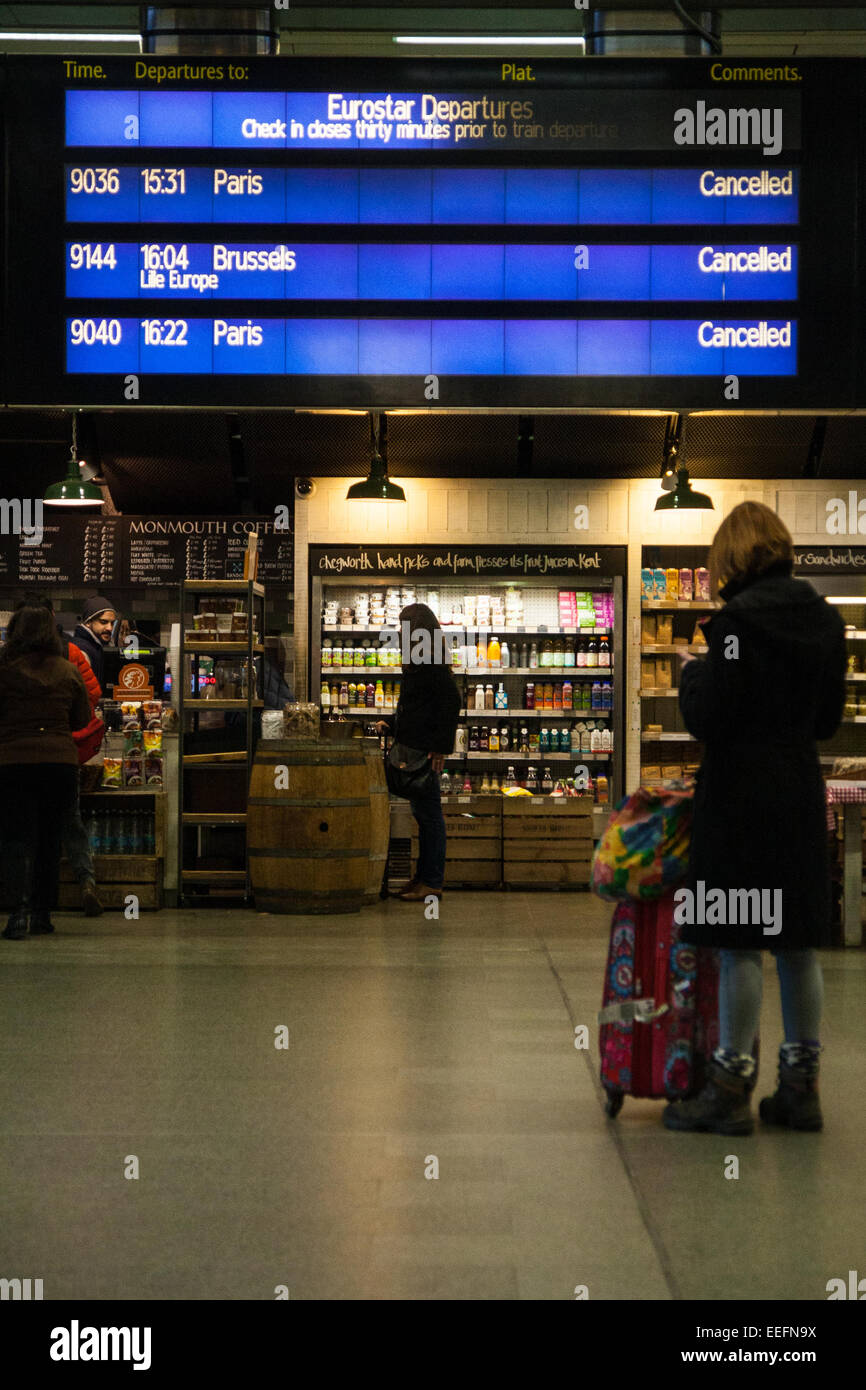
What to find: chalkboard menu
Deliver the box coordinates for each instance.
[0,515,293,588]
[3,55,864,408]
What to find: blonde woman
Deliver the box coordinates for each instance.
[664,502,845,1135]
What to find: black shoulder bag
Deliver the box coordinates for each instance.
[385,741,435,799]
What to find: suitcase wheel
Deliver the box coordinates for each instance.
[604,1091,624,1119]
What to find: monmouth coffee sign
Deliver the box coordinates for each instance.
[311,545,626,578]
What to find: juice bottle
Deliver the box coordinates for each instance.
[577,639,587,668]
[384,681,393,711]
[529,642,539,669]
[500,640,510,669]
[348,682,357,706]
[553,640,564,666]
[339,682,349,708]
[598,635,610,667]
[525,681,535,710]
[475,683,485,710]
[480,726,489,752]
[564,641,575,668]
[485,683,495,710]
[320,682,330,710]
[500,725,510,751]
[563,679,573,711]
[543,682,554,711]
[541,640,553,668]
[494,682,508,710]
[488,635,501,667]
[366,682,375,708]
[489,727,500,752]
[586,637,598,668]
[374,680,384,710]
[553,683,563,710]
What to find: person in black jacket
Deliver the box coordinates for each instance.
[663,502,845,1136]
[72,594,117,694]
[381,603,461,901]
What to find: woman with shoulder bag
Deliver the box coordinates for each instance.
[377,603,461,902]
[663,502,845,1135]
[0,605,91,939]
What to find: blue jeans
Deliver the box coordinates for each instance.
[409,776,446,890]
[60,776,94,883]
[718,948,823,1054]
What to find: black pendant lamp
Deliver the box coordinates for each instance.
[346,413,406,502]
[654,414,714,510]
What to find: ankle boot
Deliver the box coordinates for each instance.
[2,911,31,940]
[759,1057,823,1132]
[29,912,55,936]
[663,1060,754,1135]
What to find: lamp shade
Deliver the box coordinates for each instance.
[654,468,714,511]
[346,453,406,502]
[44,461,103,507]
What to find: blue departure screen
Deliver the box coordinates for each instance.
[59,79,803,390]
[66,316,797,376]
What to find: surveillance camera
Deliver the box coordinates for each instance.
[294,478,317,499]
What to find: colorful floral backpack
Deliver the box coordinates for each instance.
[591,782,693,902]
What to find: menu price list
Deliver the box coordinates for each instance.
[17,518,121,587]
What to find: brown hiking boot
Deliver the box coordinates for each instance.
[759,1061,823,1131]
[663,1061,754,1135]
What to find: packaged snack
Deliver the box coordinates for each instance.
[144,754,164,787]
[123,728,143,755]
[641,568,655,601]
[692,620,707,645]
[143,729,163,753]
[102,757,123,788]
[694,567,711,601]
[655,657,674,689]
[142,700,163,730]
[121,702,141,730]
[642,765,663,782]
[656,613,673,644]
[161,706,178,732]
[641,657,657,688]
[641,613,657,644]
[679,568,694,601]
[123,754,143,787]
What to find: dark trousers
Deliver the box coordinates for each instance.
[0,764,78,915]
[409,776,447,890]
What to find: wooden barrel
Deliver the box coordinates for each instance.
[362,739,391,905]
[248,739,377,914]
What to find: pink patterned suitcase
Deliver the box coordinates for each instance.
[598,894,721,1117]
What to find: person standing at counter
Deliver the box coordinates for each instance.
[13,593,104,917]
[0,605,91,939]
[379,603,461,902]
[663,502,845,1135]
[72,595,118,694]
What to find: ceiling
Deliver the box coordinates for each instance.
[0,3,865,56]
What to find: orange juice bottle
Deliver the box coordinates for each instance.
[487,635,501,667]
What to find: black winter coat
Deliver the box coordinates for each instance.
[678,572,845,950]
[393,663,461,754]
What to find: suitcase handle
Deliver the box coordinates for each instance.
[598,999,669,1026]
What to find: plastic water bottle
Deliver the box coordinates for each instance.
[144,813,155,855]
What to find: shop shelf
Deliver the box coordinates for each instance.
[460,708,608,718]
[184,580,265,596]
[640,688,680,697]
[322,624,611,636]
[182,813,247,824]
[843,717,866,723]
[641,600,718,610]
[181,869,246,882]
[323,665,401,675]
[185,641,264,654]
[184,698,264,710]
[640,732,697,741]
[641,644,706,654]
[844,631,866,640]
[447,750,610,761]
[845,674,866,681]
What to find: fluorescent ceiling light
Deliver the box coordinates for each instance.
[0,33,141,45]
[394,36,585,47]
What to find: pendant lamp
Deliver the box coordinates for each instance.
[654,467,714,511]
[346,413,406,502]
[44,413,103,506]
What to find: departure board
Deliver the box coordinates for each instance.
[3,56,863,408]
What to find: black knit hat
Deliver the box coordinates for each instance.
[81,595,117,622]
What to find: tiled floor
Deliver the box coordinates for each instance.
[0,892,863,1301]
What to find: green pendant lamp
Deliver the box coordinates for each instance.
[654,467,714,511]
[346,413,406,502]
[44,413,103,507]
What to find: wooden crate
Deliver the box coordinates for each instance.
[503,796,593,888]
[411,795,502,886]
[57,881,161,910]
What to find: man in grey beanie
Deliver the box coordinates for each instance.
[73,595,117,694]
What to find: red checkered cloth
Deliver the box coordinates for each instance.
[825,780,866,830]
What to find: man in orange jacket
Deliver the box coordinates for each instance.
[12,594,103,916]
